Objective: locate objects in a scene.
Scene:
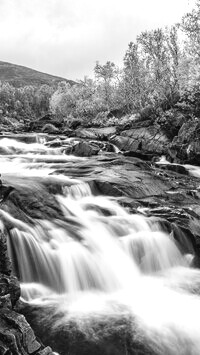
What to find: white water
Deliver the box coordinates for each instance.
[2,137,200,354]
[157,155,200,178]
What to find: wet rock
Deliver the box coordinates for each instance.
[155,109,185,139]
[110,126,169,158]
[0,274,20,306]
[62,127,74,136]
[44,139,63,148]
[67,118,82,130]
[28,113,63,132]
[155,163,189,175]
[90,126,117,139]
[41,124,59,134]
[74,128,98,139]
[0,230,12,275]
[19,301,157,355]
[0,307,54,355]
[0,178,64,224]
[72,141,100,157]
[0,273,53,355]
[169,117,200,165]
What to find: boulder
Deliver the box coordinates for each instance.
[110,125,169,158]
[72,141,100,157]
[0,230,12,276]
[0,260,53,354]
[74,128,98,139]
[0,307,53,355]
[41,124,59,134]
[0,190,54,354]
[155,109,186,139]
[19,301,157,355]
[28,113,63,132]
[169,117,200,165]
[0,178,64,223]
[155,163,189,176]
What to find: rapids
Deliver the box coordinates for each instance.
[1,135,200,354]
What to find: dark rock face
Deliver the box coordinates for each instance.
[110,126,169,157]
[169,117,200,164]
[0,228,54,354]
[155,163,189,176]
[72,141,100,157]
[74,128,98,139]
[0,230,12,276]
[41,124,59,134]
[155,109,186,139]
[19,302,156,355]
[28,114,63,133]
[0,178,64,224]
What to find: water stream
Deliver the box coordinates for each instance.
[1,135,200,354]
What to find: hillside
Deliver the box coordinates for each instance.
[0,61,74,87]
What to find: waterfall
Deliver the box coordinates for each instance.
[2,136,200,354]
[6,190,188,300]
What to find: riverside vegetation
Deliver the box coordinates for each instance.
[1,2,200,355]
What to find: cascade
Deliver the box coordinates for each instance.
[1,136,200,354]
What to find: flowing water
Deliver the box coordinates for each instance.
[1,135,200,354]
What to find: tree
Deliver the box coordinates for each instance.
[94,61,117,109]
[50,82,75,117]
[123,42,147,111]
[180,1,200,58]
[178,1,200,114]
[35,85,54,116]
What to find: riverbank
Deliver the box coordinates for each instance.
[0,134,200,353]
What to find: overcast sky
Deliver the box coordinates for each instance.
[0,0,196,80]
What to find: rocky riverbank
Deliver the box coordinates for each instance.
[1,107,200,165]
[0,107,200,354]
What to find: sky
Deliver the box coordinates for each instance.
[0,0,196,80]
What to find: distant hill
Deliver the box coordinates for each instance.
[0,61,74,87]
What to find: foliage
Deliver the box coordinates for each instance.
[1,2,200,124]
[0,81,53,120]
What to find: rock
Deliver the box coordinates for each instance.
[110,126,169,158]
[155,109,186,139]
[155,163,189,175]
[41,124,59,134]
[88,126,117,140]
[67,118,82,130]
[45,139,63,148]
[19,301,157,355]
[0,215,54,355]
[28,114,63,132]
[0,179,64,223]
[62,127,74,136]
[72,141,100,157]
[74,128,98,139]
[169,117,200,165]
[0,273,53,355]
[0,274,20,306]
[0,230,12,276]
[0,307,54,355]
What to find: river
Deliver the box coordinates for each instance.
[1,134,200,355]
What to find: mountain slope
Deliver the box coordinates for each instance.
[0,61,74,87]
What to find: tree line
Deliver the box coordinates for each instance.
[1,1,200,122]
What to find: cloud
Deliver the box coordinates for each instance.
[0,0,196,80]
